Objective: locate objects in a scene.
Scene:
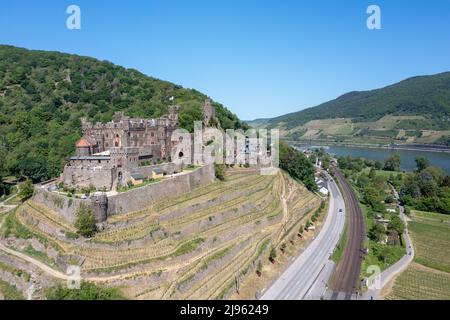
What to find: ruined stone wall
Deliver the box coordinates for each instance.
[108,164,215,216]
[61,166,113,190]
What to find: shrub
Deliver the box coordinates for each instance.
[74,204,96,237]
[46,281,125,300]
[19,180,34,201]
[269,247,277,260]
[215,164,225,181]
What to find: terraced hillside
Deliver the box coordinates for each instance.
[0,169,321,300]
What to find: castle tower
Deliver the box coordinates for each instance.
[168,105,180,126]
[203,99,215,126]
[91,194,108,223]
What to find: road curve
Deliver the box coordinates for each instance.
[330,169,365,299]
[261,173,346,300]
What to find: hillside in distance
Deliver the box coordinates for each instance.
[249,72,450,146]
[0,45,247,182]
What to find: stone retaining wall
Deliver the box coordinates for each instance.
[32,164,215,223]
[108,164,215,216]
[32,187,90,223]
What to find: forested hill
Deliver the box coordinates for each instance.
[0,45,247,182]
[263,72,450,131]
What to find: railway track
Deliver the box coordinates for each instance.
[330,169,365,300]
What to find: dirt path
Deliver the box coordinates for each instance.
[0,231,259,284]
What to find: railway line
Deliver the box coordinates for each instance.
[330,169,365,300]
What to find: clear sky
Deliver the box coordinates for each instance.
[1,0,450,120]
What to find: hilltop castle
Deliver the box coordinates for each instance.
[61,100,216,191]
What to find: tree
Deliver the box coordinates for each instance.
[385,194,395,204]
[279,142,317,191]
[369,223,386,243]
[269,247,277,260]
[374,161,383,170]
[215,164,225,181]
[19,180,34,200]
[388,216,404,234]
[368,168,376,180]
[74,204,96,237]
[443,176,450,188]
[383,154,401,172]
[415,156,430,172]
[377,246,391,263]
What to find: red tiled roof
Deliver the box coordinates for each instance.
[76,137,94,148]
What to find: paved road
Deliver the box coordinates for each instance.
[261,173,346,300]
[362,186,415,300]
[329,169,365,299]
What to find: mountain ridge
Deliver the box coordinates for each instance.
[248,72,450,146]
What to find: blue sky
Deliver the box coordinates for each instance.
[1,0,450,120]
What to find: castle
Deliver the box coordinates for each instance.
[61,100,215,191]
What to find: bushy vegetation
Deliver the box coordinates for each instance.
[399,159,450,215]
[338,156,407,275]
[0,45,247,187]
[338,152,450,282]
[46,281,125,300]
[215,164,226,181]
[279,141,317,191]
[0,279,24,300]
[74,204,96,237]
[339,154,450,216]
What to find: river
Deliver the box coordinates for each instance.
[295,144,450,175]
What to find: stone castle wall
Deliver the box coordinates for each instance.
[33,164,215,223]
[33,187,91,223]
[61,166,114,190]
[108,164,215,216]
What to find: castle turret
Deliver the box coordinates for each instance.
[168,105,180,126]
[91,194,108,222]
[203,99,216,126]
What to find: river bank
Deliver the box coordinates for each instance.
[289,141,450,175]
[286,140,450,154]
